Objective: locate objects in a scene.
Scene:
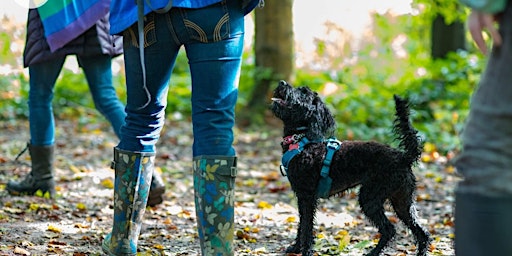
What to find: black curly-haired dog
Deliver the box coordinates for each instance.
[271,81,430,256]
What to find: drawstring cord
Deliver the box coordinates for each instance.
[135,0,173,110]
[136,0,151,110]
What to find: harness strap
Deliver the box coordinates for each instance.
[280,136,342,198]
[280,137,312,176]
[317,138,342,199]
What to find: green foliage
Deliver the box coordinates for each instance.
[293,10,483,154]
[0,73,29,120]
[0,4,485,154]
[405,51,483,152]
[413,0,468,24]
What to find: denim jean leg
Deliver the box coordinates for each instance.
[180,0,245,157]
[118,12,181,152]
[79,54,126,138]
[188,38,243,156]
[28,57,66,146]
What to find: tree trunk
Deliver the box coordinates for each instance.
[431,14,465,59]
[241,0,294,126]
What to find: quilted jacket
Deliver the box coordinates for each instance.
[23,9,122,67]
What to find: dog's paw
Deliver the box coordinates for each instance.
[301,250,315,256]
[285,244,301,254]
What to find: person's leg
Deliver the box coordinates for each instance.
[78,54,126,137]
[116,12,180,153]
[6,57,65,197]
[28,58,66,146]
[79,53,165,206]
[185,0,244,157]
[102,148,155,255]
[103,11,180,255]
[455,2,512,255]
[179,0,245,254]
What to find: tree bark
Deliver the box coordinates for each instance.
[431,14,465,59]
[241,0,294,126]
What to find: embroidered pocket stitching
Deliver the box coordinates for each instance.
[184,19,208,43]
[214,13,229,42]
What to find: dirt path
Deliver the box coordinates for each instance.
[0,119,457,255]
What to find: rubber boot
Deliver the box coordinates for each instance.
[455,191,512,256]
[148,170,165,207]
[6,144,55,198]
[193,156,237,256]
[102,147,154,256]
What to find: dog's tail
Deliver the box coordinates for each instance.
[393,95,422,167]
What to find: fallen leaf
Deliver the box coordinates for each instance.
[48,240,67,245]
[47,224,62,233]
[262,171,280,181]
[101,178,114,189]
[388,216,399,224]
[257,201,273,209]
[76,203,87,211]
[70,165,81,173]
[14,247,30,255]
[268,184,288,193]
[335,230,351,250]
[3,207,23,214]
[29,203,39,211]
[74,223,90,229]
[285,216,296,223]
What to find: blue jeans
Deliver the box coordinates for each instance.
[118,0,244,156]
[28,54,126,145]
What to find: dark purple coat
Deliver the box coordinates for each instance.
[23,9,123,67]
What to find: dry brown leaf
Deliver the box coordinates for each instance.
[14,247,30,255]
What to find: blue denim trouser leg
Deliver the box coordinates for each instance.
[78,55,126,138]
[187,38,242,157]
[118,0,245,156]
[28,58,65,146]
[28,55,126,146]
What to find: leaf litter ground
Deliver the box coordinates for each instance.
[0,119,457,255]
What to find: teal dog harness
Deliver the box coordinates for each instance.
[280,135,342,199]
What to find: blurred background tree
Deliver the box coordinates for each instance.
[239,0,294,126]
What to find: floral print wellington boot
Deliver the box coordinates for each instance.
[193,156,237,256]
[102,147,155,256]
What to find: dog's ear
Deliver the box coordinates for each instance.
[305,94,336,139]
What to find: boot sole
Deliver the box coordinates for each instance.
[6,187,55,198]
[102,240,136,256]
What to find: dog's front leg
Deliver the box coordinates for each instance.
[285,194,303,254]
[285,229,301,254]
[295,193,318,256]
